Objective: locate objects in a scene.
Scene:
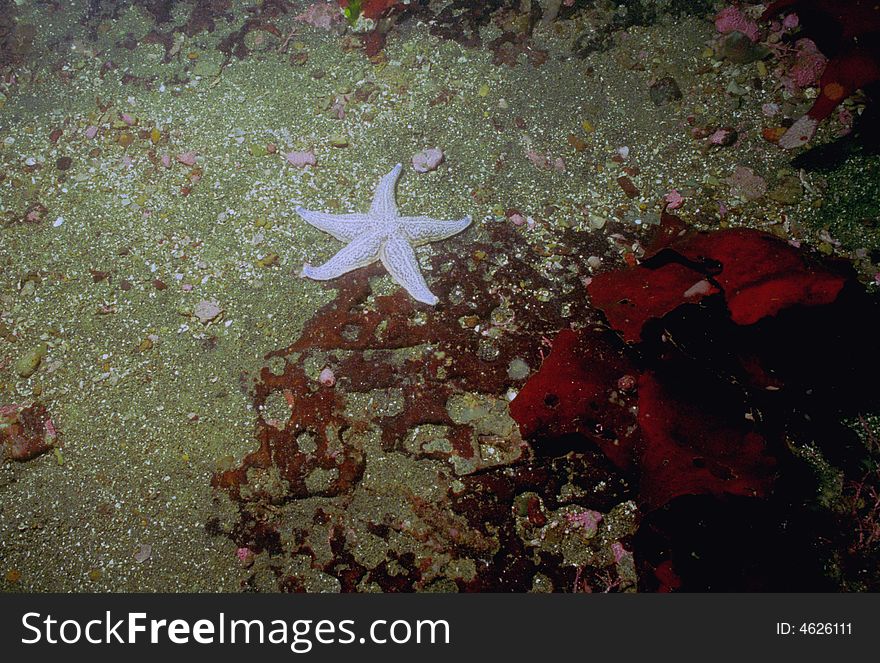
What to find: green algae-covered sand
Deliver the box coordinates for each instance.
[2,1,879,592]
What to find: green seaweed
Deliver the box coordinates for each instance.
[343,0,362,25]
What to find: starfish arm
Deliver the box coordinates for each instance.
[294,207,375,242]
[300,232,383,281]
[399,215,472,245]
[368,164,403,217]
[379,234,439,306]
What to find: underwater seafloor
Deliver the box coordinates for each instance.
[2,0,880,592]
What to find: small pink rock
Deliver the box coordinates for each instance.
[509,212,526,226]
[762,102,779,117]
[318,367,336,387]
[552,157,566,173]
[161,153,172,168]
[120,113,135,125]
[782,13,800,30]
[708,128,736,145]
[286,150,317,167]
[664,189,684,210]
[84,125,99,139]
[294,1,342,30]
[176,151,198,166]
[411,147,444,173]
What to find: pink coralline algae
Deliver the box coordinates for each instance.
[566,509,603,537]
[784,39,828,92]
[715,6,761,42]
[296,1,343,29]
[664,189,684,210]
[782,12,800,30]
[611,542,632,564]
[285,150,317,167]
[725,166,767,201]
[411,148,444,173]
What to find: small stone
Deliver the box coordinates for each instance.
[507,357,530,380]
[14,343,47,378]
[617,176,639,198]
[709,127,738,146]
[649,76,682,106]
[725,166,767,201]
[55,156,73,171]
[411,147,444,173]
[285,150,316,167]
[256,252,279,268]
[477,338,500,362]
[133,543,152,563]
[194,300,222,324]
[318,367,336,387]
[329,134,349,148]
[767,175,803,205]
[192,58,221,78]
[720,31,770,64]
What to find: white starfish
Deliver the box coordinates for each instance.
[295,163,472,305]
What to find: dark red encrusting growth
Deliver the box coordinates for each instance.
[588,262,719,343]
[762,0,880,144]
[587,226,847,342]
[1,402,58,462]
[508,325,779,512]
[668,229,847,325]
[512,213,880,589]
[636,372,776,511]
[508,328,639,470]
[212,366,364,503]
[210,222,627,591]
